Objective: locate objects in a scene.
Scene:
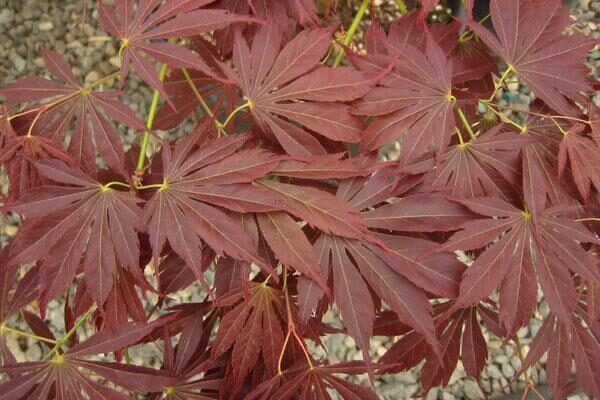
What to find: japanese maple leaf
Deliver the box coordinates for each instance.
[296,169,472,366]
[210,283,286,394]
[435,196,599,335]
[0,319,179,399]
[558,123,600,202]
[4,160,143,307]
[99,0,253,96]
[519,315,600,399]
[520,103,578,207]
[141,133,283,292]
[353,36,455,161]
[0,50,147,176]
[0,121,77,202]
[470,0,595,115]
[0,249,38,328]
[381,302,504,392]
[406,124,535,199]
[148,306,221,400]
[227,24,371,156]
[213,0,320,57]
[246,361,380,400]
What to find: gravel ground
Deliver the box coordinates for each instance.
[0,1,599,399]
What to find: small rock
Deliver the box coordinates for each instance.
[25,343,42,359]
[463,381,484,400]
[0,9,14,25]
[38,21,54,31]
[510,356,522,370]
[85,70,100,83]
[4,224,18,237]
[487,364,503,379]
[442,392,456,400]
[495,355,508,364]
[425,387,439,400]
[502,363,515,378]
[12,54,26,72]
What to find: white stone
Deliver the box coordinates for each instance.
[38,21,54,31]
[463,380,485,399]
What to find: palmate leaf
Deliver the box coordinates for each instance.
[211,283,286,395]
[0,132,77,202]
[4,160,143,308]
[142,133,283,291]
[296,170,470,366]
[380,302,503,392]
[558,123,600,202]
[353,35,455,161]
[99,0,253,96]
[227,23,371,155]
[0,50,146,177]
[246,361,380,400]
[436,196,599,334]
[519,315,600,398]
[470,0,596,115]
[403,124,535,199]
[0,319,179,400]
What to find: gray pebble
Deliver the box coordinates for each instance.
[464,380,485,399]
[12,53,26,72]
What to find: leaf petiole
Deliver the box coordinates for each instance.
[137,183,167,190]
[456,108,476,140]
[181,67,224,133]
[101,181,131,190]
[221,101,251,129]
[0,323,59,345]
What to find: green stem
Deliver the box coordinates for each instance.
[457,108,476,140]
[332,0,369,67]
[485,65,513,103]
[0,324,59,345]
[222,102,251,128]
[47,308,94,358]
[136,62,169,173]
[395,0,408,13]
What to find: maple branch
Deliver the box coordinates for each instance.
[135,62,169,175]
[332,0,369,67]
[0,323,59,345]
[47,308,94,358]
[181,67,225,134]
[457,108,476,140]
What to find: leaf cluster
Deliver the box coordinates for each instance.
[0,0,599,399]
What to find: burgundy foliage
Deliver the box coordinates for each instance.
[0,0,599,398]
